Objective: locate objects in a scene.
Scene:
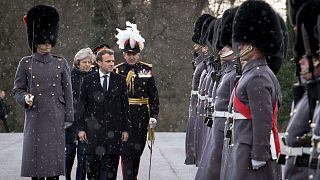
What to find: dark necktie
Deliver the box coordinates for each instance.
[103,74,108,94]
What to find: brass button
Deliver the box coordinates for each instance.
[32,76,35,79]
[56,75,59,78]
[52,93,55,96]
[53,84,56,87]
[36,84,39,87]
[57,66,61,69]
[39,93,42,96]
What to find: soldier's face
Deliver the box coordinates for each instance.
[124,52,140,65]
[78,57,92,72]
[98,54,115,74]
[36,43,52,54]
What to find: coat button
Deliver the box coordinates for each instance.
[29,67,32,70]
[52,93,55,96]
[36,84,39,87]
[39,93,42,96]
[53,84,56,87]
[57,66,61,69]
[32,76,35,79]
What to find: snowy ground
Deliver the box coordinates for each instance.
[0,132,198,180]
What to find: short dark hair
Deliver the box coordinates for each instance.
[96,49,114,62]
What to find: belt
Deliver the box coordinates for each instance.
[285,146,311,156]
[198,95,206,101]
[191,90,198,96]
[232,112,247,120]
[129,98,149,105]
[213,111,231,118]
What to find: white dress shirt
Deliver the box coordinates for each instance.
[99,70,110,91]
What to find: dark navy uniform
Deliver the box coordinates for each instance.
[115,61,159,178]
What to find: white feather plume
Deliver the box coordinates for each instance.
[115,21,145,51]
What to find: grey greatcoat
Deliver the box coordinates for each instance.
[194,64,208,166]
[284,94,311,180]
[310,104,320,179]
[195,60,236,180]
[230,58,282,180]
[13,53,74,177]
[185,55,206,165]
[194,65,209,165]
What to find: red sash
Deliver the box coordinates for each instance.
[232,84,281,156]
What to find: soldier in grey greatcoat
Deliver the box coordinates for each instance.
[13,5,73,179]
[185,13,213,165]
[196,7,238,180]
[193,16,216,166]
[229,1,283,180]
[284,1,320,179]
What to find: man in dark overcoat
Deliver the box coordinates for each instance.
[77,49,131,180]
[13,4,74,179]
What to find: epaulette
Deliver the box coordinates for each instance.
[140,61,152,68]
[114,62,125,69]
[52,54,65,61]
[21,55,32,63]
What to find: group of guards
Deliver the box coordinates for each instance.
[185,0,320,180]
[13,4,159,180]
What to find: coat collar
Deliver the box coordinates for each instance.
[242,58,267,75]
[33,52,53,64]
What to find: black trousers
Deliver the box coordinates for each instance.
[86,154,120,180]
[31,176,59,180]
[121,156,140,180]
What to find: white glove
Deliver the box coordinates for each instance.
[251,159,266,170]
[24,94,34,107]
[149,118,157,128]
[64,122,73,129]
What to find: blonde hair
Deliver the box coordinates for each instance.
[73,48,95,67]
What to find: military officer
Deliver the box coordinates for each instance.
[229,1,283,179]
[114,21,160,180]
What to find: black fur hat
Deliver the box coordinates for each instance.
[294,0,320,58]
[232,0,283,56]
[212,18,223,51]
[199,16,215,45]
[266,14,288,75]
[192,14,212,44]
[289,0,307,26]
[204,19,216,46]
[220,7,238,47]
[25,4,59,52]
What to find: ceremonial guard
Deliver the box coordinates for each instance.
[229,1,283,179]
[185,14,212,165]
[13,5,74,179]
[114,21,160,179]
[198,7,239,180]
[194,16,215,166]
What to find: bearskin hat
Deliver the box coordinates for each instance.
[199,16,215,45]
[294,0,320,58]
[204,19,216,46]
[115,21,145,53]
[266,14,288,75]
[192,14,212,44]
[232,0,283,56]
[288,0,307,26]
[24,4,59,52]
[212,18,223,51]
[220,7,238,47]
